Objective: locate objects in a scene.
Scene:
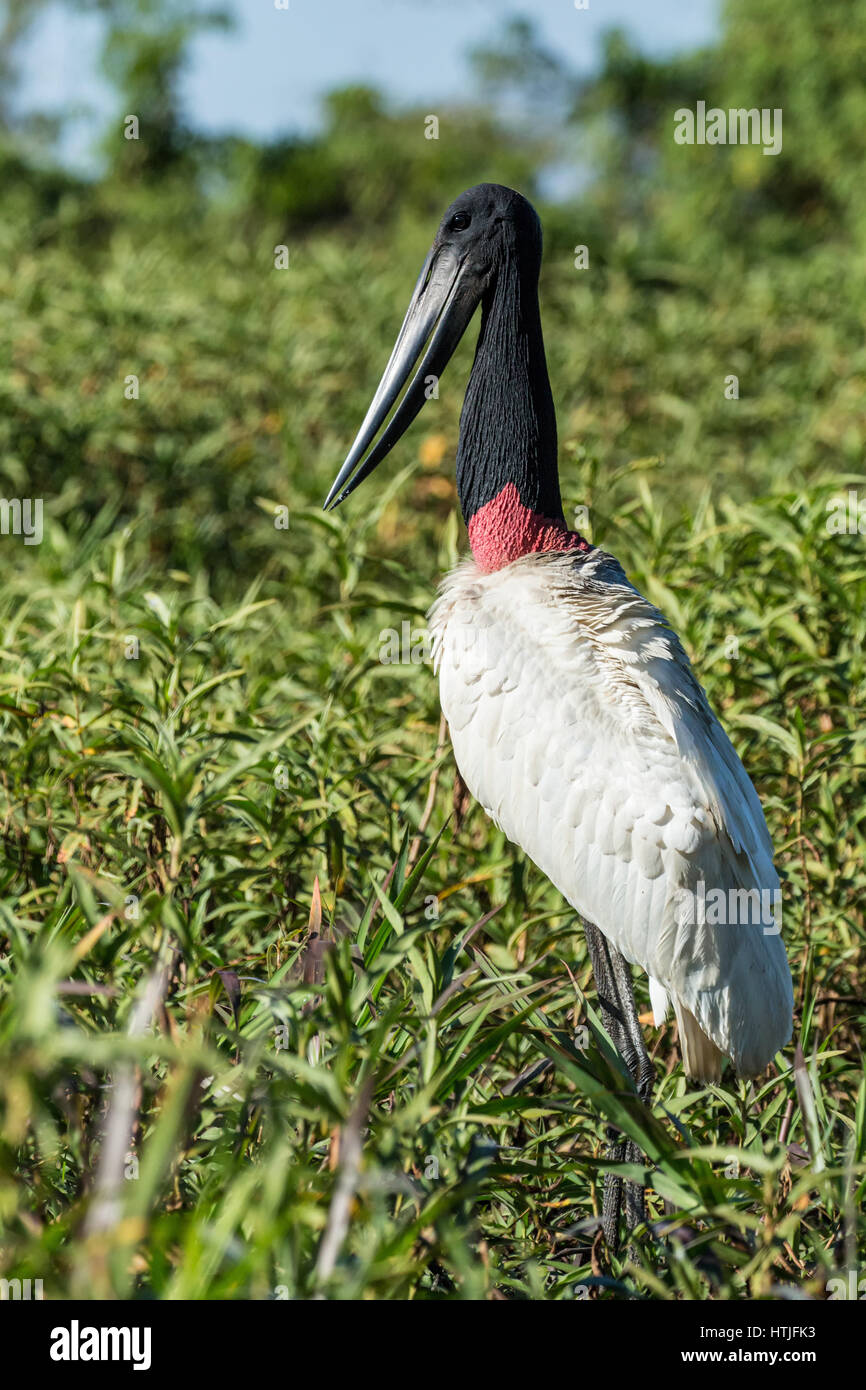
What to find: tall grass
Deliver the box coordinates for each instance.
[0,196,864,1298]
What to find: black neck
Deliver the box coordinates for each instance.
[456,250,562,525]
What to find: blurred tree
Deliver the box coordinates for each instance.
[575,28,712,200]
[715,0,866,241]
[90,0,233,180]
[469,17,573,121]
[0,1,54,129]
[0,0,233,178]
[3,0,863,258]
[0,1,89,217]
[572,0,866,257]
[212,82,544,232]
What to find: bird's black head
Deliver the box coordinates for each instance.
[323,183,545,511]
[431,183,543,299]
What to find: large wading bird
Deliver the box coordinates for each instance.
[324,184,793,1246]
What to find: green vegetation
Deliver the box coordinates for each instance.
[0,0,864,1299]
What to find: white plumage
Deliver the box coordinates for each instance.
[430,546,793,1081]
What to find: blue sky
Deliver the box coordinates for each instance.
[19,0,719,168]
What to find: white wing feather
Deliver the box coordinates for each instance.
[429,548,793,1077]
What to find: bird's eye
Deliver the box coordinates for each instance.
[449,211,471,232]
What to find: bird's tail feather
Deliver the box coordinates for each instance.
[674,1000,724,1083]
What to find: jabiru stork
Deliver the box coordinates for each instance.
[323,183,794,1247]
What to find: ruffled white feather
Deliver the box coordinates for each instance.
[430,549,793,1078]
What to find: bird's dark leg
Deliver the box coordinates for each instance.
[584,922,654,1251]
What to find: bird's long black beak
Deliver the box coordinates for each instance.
[323,244,478,510]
